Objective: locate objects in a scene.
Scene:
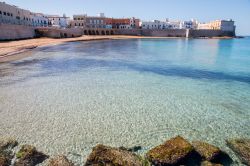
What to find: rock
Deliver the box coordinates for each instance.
[14,144,48,166]
[192,141,223,161]
[201,161,223,166]
[146,136,194,165]
[119,146,142,152]
[0,145,15,166]
[0,138,18,151]
[85,144,144,166]
[226,139,250,165]
[0,154,10,166]
[48,155,74,166]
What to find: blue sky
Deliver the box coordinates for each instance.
[3,0,250,35]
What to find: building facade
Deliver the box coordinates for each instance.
[47,15,70,28]
[0,2,48,27]
[85,16,106,28]
[140,20,168,29]
[198,19,235,31]
[70,14,87,27]
[180,19,198,29]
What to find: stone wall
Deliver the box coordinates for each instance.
[114,29,187,37]
[0,24,236,40]
[0,23,35,40]
[189,29,235,38]
[35,27,83,38]
[141,29,187,37]
[36,28,117,38]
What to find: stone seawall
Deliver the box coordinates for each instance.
[0,24,236,41]
[189,29,235,38]
[0,24,35,40]
[36,27,83,38]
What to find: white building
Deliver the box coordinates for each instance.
[47,14,70,28]
[0,2,48,27]
[31,13,48,27]
[180,19,198,29]
[167,20,181,29]
[140,20,168,29]
[0,2,32,26]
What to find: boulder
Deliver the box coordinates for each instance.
[14,144,48,166]
[201,161,223,166]
[0,137,18,151]
[146,136,194,165]
[192,141,223,161]
[85,144,144,166]
[226,139,250,165]
[48,155,74,166]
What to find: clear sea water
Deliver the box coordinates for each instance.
[0,38,250,165]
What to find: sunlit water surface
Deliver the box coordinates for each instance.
[0,38,250,165]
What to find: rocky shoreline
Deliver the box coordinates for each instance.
[0,136,249,166]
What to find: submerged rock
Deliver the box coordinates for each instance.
[192,141,222,161]
[85,144,144,166]
[0,138,18,151]
[201,161,223,166]
[119,146,142,152]
[226,139,250,165]
[146,136,194,165]
[14,144,48,166]
[48,155,74,166]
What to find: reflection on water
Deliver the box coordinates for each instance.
[0,38,250,164]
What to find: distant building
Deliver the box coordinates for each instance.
[0,2,48,27]
[47,15,70,28]
[86,16,106,28]
[31,13,48,27]
[167,20,182,29]
[70,14,106,28]
[180,19,198,29]
[198,19,235,31]
[105,17,140,29]
[140,20,168,29]
[70,14,87,27]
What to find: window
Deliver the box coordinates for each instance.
[7,13,10,16]
[0,11,2,14]
[3,12,6,15]
[11,13,13,17]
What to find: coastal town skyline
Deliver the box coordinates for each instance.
[2,0,250,35]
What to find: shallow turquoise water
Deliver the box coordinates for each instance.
[0,38,250,165]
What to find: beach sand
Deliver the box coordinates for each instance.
[0,35,178,62]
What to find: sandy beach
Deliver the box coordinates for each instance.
[0,35,179,63]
